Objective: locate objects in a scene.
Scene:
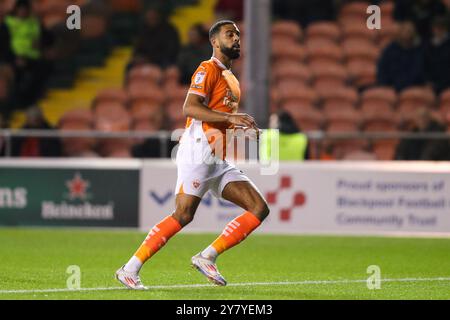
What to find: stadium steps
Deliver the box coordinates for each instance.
[10,47,132,128]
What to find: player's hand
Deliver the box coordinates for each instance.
[227,113,258,129]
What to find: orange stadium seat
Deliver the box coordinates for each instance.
[380,1,395,18]
[0,0,15,13]
[326,120,359,133]
[362,106,397,124]
[439,88,450,105]
[306,21,341,43]
[398,86,436,113]
[166,101,185,123]
[331,137,370,158]
[94,103,130,130]
[282,105,324,132]
[341,22,378,43]
[271,20,302,43]
[373,139,398,160]
[93,102,132,156]
[133,118,162,132]
[129,101,162,121]
[324,109,361,125]
[361,86,397,108]
[128,64,163,85]
[59,108,93,127]
[272,62,312,85]
[306,42,344,65]
[339,1,371,22]
[342,150,377,161]
[363,118,398,132]
[295,114,324,131]
[81,14,107,39]
[440,89,450,122]
[347,60,376,88]
[94,88,128,106]
[342,39,380,64]
[165,85,189,104]
[59,121,96,157]
[321,87,359,110]
[108,148,132,158]
[163,66,181,84]
[281,103,320,118]
[128,82,165,105]
[37,0,69,28]
[271,41,306,63]
[311,63,349,94]
[278,85,320,108]
[276,79,309,95]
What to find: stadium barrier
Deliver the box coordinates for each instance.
[141,160,450,236]
[1,157,450,236]
[2,129,450,158]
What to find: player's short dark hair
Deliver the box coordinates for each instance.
[209,20,236,40]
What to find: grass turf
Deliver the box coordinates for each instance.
[0,228,449,300]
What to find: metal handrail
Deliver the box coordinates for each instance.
[1,129,450,139]
[1,129,449,158]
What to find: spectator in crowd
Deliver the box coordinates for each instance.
[11,105,62,157]
[0,112,4,156]
[377,20,426,92]
[0,64,14,121]
[395,108,450,160]
[0,15,14,65]
[177,24,211,85]
[260,110,309,161]
[394,0,447,40]
[4,0,55,108]
[425,15,450,94]
[132,7,180,69]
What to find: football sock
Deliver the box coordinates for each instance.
[124,215,182,273]
[203,211,261,261]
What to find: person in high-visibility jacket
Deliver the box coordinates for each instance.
[4,0,54,108]
[260,110,309,161]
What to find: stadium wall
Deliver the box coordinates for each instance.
[1,159,450,236]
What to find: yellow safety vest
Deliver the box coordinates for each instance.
[5,15,41,59]
[260,129,308,161]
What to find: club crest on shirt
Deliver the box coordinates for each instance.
[192,179,201,189]
[194,71,206,85]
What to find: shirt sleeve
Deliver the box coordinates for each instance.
[188,63,214,98]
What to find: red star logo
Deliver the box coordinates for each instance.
[66,173,90,200]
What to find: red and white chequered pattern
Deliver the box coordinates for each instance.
[266,176,306,221]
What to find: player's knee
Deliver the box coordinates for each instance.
[251,201,270,222]
[172,206,195,227]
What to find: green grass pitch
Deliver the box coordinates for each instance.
[1,228,449,300]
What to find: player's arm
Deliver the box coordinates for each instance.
[183,93,258,129]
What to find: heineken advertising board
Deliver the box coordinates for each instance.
[0,168,139,227]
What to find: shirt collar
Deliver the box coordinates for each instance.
[211,56,228,70]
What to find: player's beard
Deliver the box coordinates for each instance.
[220,43,240,60]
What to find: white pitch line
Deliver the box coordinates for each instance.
[1,277,450,295]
